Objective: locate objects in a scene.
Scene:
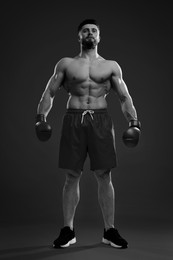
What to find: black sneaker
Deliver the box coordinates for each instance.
[53,226,76,248]
[102,228,128,248]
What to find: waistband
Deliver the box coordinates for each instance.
[66,108,108,114]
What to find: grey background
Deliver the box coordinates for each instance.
[1,1,172,231]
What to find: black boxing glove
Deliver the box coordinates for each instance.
[122,119,141,148]
[35,114,52,141]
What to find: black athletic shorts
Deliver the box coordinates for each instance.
[58,109,117,171]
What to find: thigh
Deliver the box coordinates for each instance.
[58,114,87,170]
[88,113,117,171]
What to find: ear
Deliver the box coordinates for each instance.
[78,33,82,42]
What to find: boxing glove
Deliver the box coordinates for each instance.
[35,114,52,141]
[122,119,141,148]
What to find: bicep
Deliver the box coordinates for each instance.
[111,62,131,102]
[46,60,65,97]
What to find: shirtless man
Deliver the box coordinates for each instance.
[35,19,141,249]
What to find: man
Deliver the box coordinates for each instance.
[35,19,141,249]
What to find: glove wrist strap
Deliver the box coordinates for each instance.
[129,119,141,129]
[36,114,46,123]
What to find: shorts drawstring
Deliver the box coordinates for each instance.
[81,110,94,124]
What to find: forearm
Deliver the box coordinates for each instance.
[121,97,137,122]
[37,91,54,117]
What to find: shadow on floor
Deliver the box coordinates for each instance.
[0,243,114,260]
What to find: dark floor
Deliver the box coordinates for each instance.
[0,218,172,260]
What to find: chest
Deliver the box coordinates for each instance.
[65,60,112,83]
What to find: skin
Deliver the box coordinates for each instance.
[37,24,138,233]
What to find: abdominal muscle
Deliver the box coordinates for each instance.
[65,80,109,109]
[66,94,108,109]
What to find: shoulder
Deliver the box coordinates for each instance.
[108,60,122,77]
[99,58,122,76]
[54,57,73,72]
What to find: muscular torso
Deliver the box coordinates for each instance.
[62,56,113,109]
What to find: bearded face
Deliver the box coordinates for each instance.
[78,24,100,50]
[82,36,97,49]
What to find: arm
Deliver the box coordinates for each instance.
[37,58,66,117]
[110,61,137,123]
[110,61,141,147]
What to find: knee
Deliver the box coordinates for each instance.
[94,169,111,182]
[65,169,82,184]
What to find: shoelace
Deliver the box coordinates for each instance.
[81,110,94,124]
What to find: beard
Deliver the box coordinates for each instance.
[82,37,97,50]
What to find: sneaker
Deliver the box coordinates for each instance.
[102,228,128,248]
[53,226,76,248]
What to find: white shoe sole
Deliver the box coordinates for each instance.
[60,237,76,248]
[102,238,123,248]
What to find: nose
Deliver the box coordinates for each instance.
[88,32,93,37]
[88,29,93,35]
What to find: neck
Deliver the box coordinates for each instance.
[79,46,99,60]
